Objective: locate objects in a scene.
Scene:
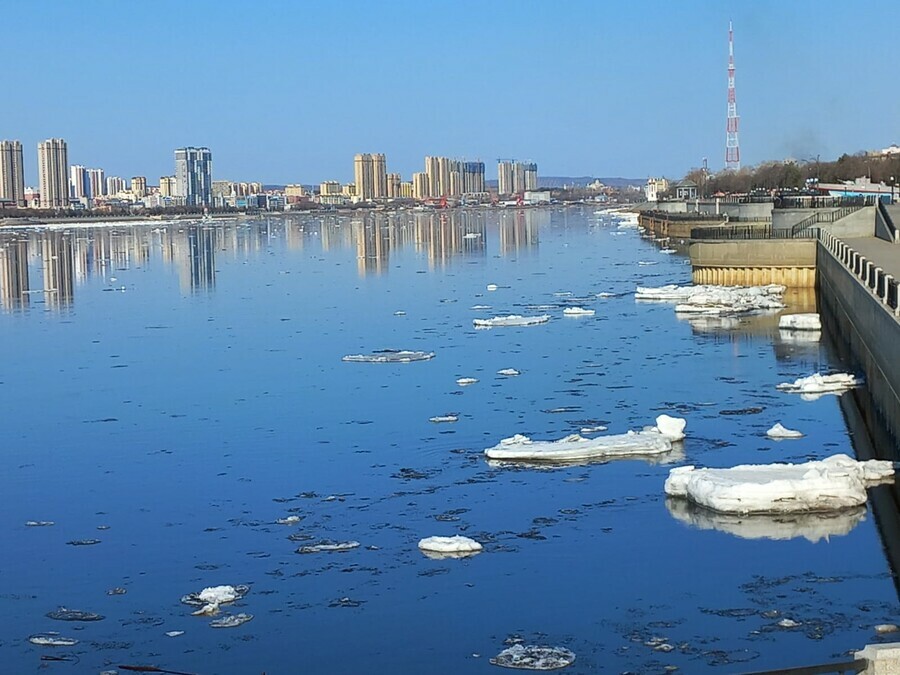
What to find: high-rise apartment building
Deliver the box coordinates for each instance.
[69,165,90,202]
[462,161,486,194]
[319,181,342,196]
[131,176,147,198]
[498,160,538,195]
[386,173,401,199]
[88,168,105,198]
[0,140,25,206]
[38,138,70,208]
[412,172,428,200]
[159,176,177,197]
[353,153,387,201]
[175,147,212,207]
[424,156,452,198]
[106,176,126,196]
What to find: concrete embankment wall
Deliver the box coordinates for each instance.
[818,242,900,445]
[639,213,724,239]
[690,240,817,286]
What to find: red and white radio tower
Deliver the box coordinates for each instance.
[725,21,741,170]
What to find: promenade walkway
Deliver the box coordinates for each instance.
[845,237,900,280]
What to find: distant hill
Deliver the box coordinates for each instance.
[486,177,645,189]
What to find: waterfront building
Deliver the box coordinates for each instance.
[159,175,177,197]
[386,173,401,199]
[399,181,413,199]
[0,140,26,206]
[174,146,213,207]
[425,156,452,198]
[412,172,428,200]
[38,138,69,208]
[106,176,126,196]
[319,181,342,196]
[69,165,90,203]
[353,153,387,201]
[644,177,669,202]
[462,161,485,194]
[88,168,105,198]
[498,159,538,195]
[131,176,147,199]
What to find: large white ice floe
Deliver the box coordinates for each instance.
[779,313,822,331]
[666,499,866,542]
[484,415,686,463]
[776,372,860,396]
[456,377,478,386]
[181,584,249,616]
[490,644,576,670]
[766,423,804,439]
[635,283,785,303]
[664,454,894,515]
[417,535,483,559]
[342,350,435,363]
[562,307,595,316]
[473,314,550,328]
[497,368,521,376]
[28,633,79,647]
[637,283,785,315]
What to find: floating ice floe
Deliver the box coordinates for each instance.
[666,498,866,542]
[165,630,185,637]
[779,328,821,344]
[562,307,595,316]
[181,584,249,616]
[28,633,79,647]
[665,454,894,514]
[342,350,435,363]
[393,310,406,316]
[596,292,616,298]
[497,368,521,376]
[276,515,302,525]
[418,535,483,559]
[296,540,360,554]
[66,538,101,546]
[25,520,54,527]
[46,607,104,622]
[766,423,804,439]
[210,613,253,628]
[876,624,900,634]
[635,284,785,317]
[487,284,499,291]
[430,414,459,423]
[473,314,550,328]
[484,415,686,463]
[579,425,608,433]
[456,377,478,386]
[471,305,492,310]
[490,644,576,670]
[776,372,860,396]
[779,313,821,331]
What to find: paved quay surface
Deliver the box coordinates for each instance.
[843,237,900,279]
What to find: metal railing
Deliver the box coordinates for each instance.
[819,227,900,315]
[789,206,864,236]
[776,195,880,209]
[640,210,726,222]
[691,224,819,240]
[742,657,867,675]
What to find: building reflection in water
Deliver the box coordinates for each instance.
[0,237,29,310]
[0,208,549,309]
[498,208,542,255]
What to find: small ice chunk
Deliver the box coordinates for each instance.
[665,454,894,514]
[342,350,435,363]
[471,304,492,310]
[562,307,595,316]
[766,423,804,439]
[596,292,616,298]
[46,607,104,622]
[463,232,481,239]
[497,368,521,376]
[393,310,406,316]
[28,632,79,646]
[429,414,459,423]
[296,540,360,554]
[181,584,249,616]
[456,377,478,386]
[579,425,608,433]
[778,618,802,628]
[485,415,686,462]
[876,624,900,634]
[779,313,821,331]
[776,372,860,395]
[418,535,483,558]
[66,538,101,546]
[25,520,54,527]
[473,314,550,328]
[165,630,185,637]
[487,284,498,291]
[276,515,302,525]
[490,644,576,670]
[210,613,253,628]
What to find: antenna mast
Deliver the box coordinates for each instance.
[725,21,741,170]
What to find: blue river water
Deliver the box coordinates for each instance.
[1,205,897,674]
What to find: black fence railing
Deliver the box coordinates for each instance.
[776,195,881,209]
[691,224,820,240]
[641,210,725,222]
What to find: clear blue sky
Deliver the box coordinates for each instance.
[3,0,898,185]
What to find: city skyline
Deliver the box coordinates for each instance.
[4,0,898,184]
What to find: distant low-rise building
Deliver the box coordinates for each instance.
[675,179,698,200]
[523,190,551,205]
[644,177,669,202]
